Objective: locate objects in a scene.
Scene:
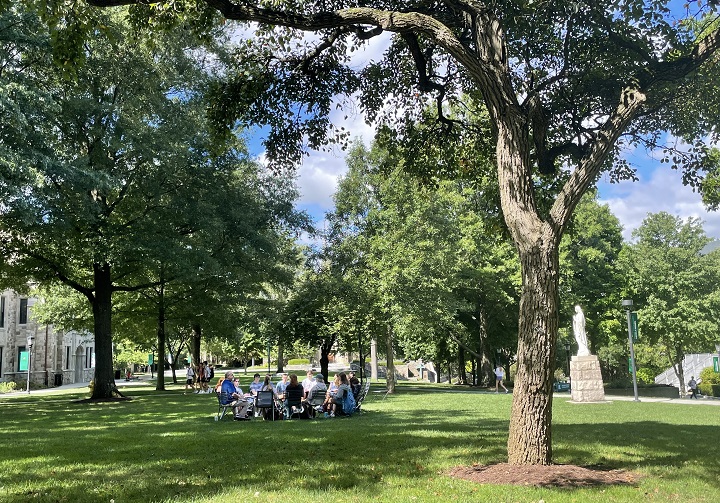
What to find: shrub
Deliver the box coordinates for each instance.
[697,382,720,397]
[287,358,310,366]
[636,368,656,384]
[0,381,18,394]
[699,366,720,385]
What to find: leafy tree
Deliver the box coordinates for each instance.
[623,212,718,390]
[327,141,520,386]
[0,10,231,398]
[559,192,625,369]
[83,0,720,465]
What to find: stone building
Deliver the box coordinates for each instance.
[0,290,95,388]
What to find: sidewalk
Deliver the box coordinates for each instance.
[0,373,154,398]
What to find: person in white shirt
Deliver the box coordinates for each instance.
[495,365,508,393]
[185,364,195,393]
[301,370,315,397]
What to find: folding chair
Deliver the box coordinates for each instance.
[354,380,371,413]
[304,386,327,418]
[284,386,305,419]
[215,391,233,421]
[255,390,277,421]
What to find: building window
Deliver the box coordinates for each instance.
[85,347,94,368]
[65,346,70,370]
[18,346,27,371]
[19,298,28,325]
[0,297,4,328]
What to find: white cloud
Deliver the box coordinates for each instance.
[295,92,379,214]
[599,167,720,241]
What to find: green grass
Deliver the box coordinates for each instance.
[1,380,718,502]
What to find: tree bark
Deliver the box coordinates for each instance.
[507,242,560,465]
[319,338,333,383]
[191,324,201,367]
[458,347,467,384]
[90,262,114,399]
[276,341,285,373]
[385,323,395,393]
[155,278,166,391]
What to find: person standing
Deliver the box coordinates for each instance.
[688,376,699,399]
[495,365,509,393]
[184,364,195,393]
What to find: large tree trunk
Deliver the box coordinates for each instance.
[507,242,560,465]
[91,262,115,399]
[276,342,285,373]
[191,324,201,366]
[457,347,467,384]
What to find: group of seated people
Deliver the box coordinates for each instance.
[217,369,361,421]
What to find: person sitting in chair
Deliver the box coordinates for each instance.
[304,374,327,417]
[301,370,315,397]
[327,373,353,418]
[275,373,289,399]
[220,371,249,421]
[248,373,263,396]
[284,373,305,419]
[348,371,361,399]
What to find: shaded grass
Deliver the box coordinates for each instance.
[0,381,718,502]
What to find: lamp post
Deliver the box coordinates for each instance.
[26,334,35,394]
[715,343,720,373]
[622,299,639,402]
[564,342,571,384]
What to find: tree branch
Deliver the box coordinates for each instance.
[550,87,646,230]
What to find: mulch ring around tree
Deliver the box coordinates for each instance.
[448,463,639,488]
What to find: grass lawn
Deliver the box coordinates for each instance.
[1,379,718,502]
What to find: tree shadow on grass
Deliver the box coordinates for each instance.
[1,387,718,501]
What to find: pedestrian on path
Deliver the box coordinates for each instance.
[495,365,508,393]
[184,364,195,393]
[688,376,699,399]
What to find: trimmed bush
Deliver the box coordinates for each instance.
[287,358,310,366]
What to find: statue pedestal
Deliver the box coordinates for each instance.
[569,355,606,402]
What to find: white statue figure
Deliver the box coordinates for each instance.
[572,305,590,356]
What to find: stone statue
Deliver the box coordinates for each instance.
[572,305,590,356]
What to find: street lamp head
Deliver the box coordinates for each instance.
[564,343,570,351]
[621,299,633,308]
[27,334,35,347]
[715,342,720,352]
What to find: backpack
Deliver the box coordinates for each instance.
[209,367,215,379]
[343,389,356,416]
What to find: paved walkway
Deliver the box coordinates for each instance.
[3,372,720,405]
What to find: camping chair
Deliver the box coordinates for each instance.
[304,386,327,418]
[284,386,305,419]
[215,391,233,421]
[354,380,371,413]
[255,390,277,421]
